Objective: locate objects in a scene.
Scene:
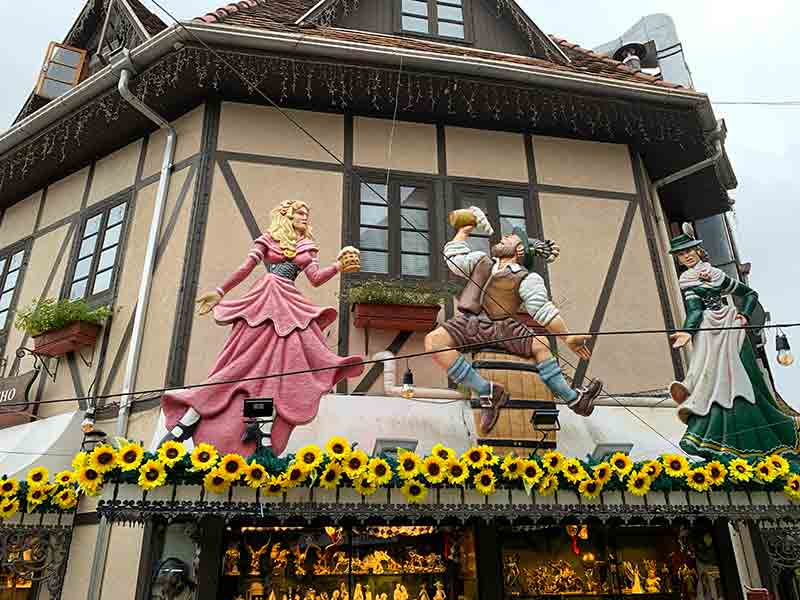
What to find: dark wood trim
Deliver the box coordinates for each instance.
[134,521,157,600]
[474,522,503,600]
[0,237,34,362]
[535,184,636,202]
[217,150,343,173]
[138,155,198,189]
[572,201,637,387]
[337,113,354,394]
[33,186,48,233]
[196,517,226,600]
[218,159,261,240]
[352,330,413,394]
[66,353,87,408]
[747,520,776,594]
[524,133,552,297]
[476,437,556,450]
[166,100,220,387]
[80,162,96,211]
[73,511,101,526]
[713,518,746,600]
[135,134,149,186]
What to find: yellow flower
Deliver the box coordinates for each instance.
[0,499,19,519]
[473,468,497,495]
[593,463,612,485]
[367,458,393,486]
[285,464,309,488]
[461,446,488,469]
[579,479,603,499]
[610,452,633,477]
[76,466,103,493]
[88,445,117,473]
[662,454,690,477]
[295,445,324,471]
[537,474,558,496]
[431,443,456,463]
[343,450,369,479]
[769,454,790,477]
[642,460,663,480]
[26,485,49,507]
[157,441,186,468]
[400,479,428,504]
[501,454,524,481]
[421,456,447,484]
[784,474,800,500]
[686,467,711,492]
[354,477,379,496]
[117,442,145,472]
[54,488,78,510]
[397,450,422,480]
[219,454,247,481]
[755,460,779,483]
[728,459,753,482]
[325,436,351,461]
[562,459,589,484]
[480,445,500,466]
[244,462,268,489]
[542,451,564,473]
[203,468,231,495]
[190,443,218,472]
[55,470,76,486]
[446,460,469,486]
[320,462,343,489]
[706,461,727,486]
[521,460,544,486]
[138,461,167,491]
[72,452,88,471]
[0,478,19,497]
[263,475,287,497]
[627,470,651,496]
[26,466,49,487]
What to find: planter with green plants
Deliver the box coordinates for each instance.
[347,279,455,332]
[15,299,111,357]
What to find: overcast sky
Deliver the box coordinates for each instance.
[1,1,798,402]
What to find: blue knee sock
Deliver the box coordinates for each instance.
[447,355,492,397]
[538,358,578,403]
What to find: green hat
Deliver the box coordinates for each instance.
[668,234,703,254]
[511,226,532,269]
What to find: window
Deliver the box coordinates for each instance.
[35,43,87,101]
[693,214,738,280]
[0,247,27,332]
[454,186,534,253]
[400,0,466,40]
[357,180,435,278]
[98,0,143,59]
[67,199,129,302]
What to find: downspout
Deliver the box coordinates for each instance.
[87,59,177,600]
[653,122,725,189]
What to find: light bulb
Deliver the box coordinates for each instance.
[401,367,415,399]
[776,333,794,367]
[778,350,795,367]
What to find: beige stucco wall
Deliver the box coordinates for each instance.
[100,524,144,600]
[533,136,635,193]
[0,190,41,248]
[218,103,344,164]
[142,105,205,179]
[39,167,89,230]
[445,127,527,182]
[354,117,437,173]
[61,523,99,600]
[87,139,142,206]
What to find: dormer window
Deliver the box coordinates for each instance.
[400,0,466,40]
[34,43,87,100]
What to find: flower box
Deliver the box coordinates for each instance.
[353,303,441,332]
[33,321,101,357]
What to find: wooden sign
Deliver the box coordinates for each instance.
[0,370,39,428]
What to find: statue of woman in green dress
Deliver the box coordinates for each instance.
[668,233,800,460]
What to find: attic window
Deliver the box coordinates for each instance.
[401,0,466,40]
[34,43,87,100]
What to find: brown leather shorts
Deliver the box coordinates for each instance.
[441,311,533,357]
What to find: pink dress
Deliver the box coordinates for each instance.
[161,235,364,456]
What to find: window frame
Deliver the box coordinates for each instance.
[35,42,87,100]
[396,0,473,43]
[452,182,539,249]
[0,240,32,352]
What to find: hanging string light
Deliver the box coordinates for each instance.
[776,330,795,367]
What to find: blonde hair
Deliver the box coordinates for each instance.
[267,200,313,259]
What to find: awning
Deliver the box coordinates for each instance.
[0,411,83,480]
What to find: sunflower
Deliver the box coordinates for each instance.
[768,454,790,477]
[55,470,76,486]
[686,467,712,492]
[343,450,369,479]
[366,458,393,486]
[0,499,19,519]
[542,451,564,473]
[88,445,117,473]
[662,454,690,478]
[138,461,167,491]
[474,468,497,495]
[537,474,558,496]
[219,454,247,481]
[117,442,145,472]
[285,464,309,488]
[157,441,187,468]
[76,466,103,493]
[0,478,19,497]
[461,446,488,470]
[431,443,456,463]
[626,470,651,497]
[353,477,379,496]
[480,445,500,466]
[26,485,49,507]
[785,475,800,500]
[728,458,753,482]
[203,468,231,494]
[320,462,343,489]
[295,445,324,472]
[592,463,612,485]
[421,456,447,484]
[72,451,88,471]
[263,475,288,497]
[521,459,544,486]
[244,462,268,489]
[400,479,428,504]
[26,466,49,487]
[562,459,589,484]
[609,452,633,478]
[446,460,470,485]
[325,436,351,461]
[579,478,603,499]
[397,450,422,480]
[642,460,663,480]
[706,461,727,486]
[501,454,524,481]
[755,460,779,483]
[54,488,78,510]
[190,443,218,472]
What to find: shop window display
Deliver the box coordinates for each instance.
[218,525,476,600]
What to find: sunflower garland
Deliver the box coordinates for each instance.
[729,459,753,482]
[579,479,603,499]
[446,460,469,486]
[562,459,588,484]
[396,450,422,480]
[138,461,167,491]
[474,469,497,496]
[421,456,447,485]
[0,478,19,497]
[592,463,612,485]
[367,458,393,486]
[610,452,634,478]
[118,443,145,472]
[26,467,48,487]
[400,479,428,503]
[88,445,117,473]
[343,450,369,479]
[501,455,523,481]
[157,441,186,468]
[295,445,324,471]
[204,469,232,495]
[325,436,351,461]
[190,443,218,472]
[627,471,651,497]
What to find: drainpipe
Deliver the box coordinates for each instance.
[87,58,177,600]
[653,122,725,190]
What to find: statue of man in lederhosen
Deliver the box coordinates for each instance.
[424,207,604,435]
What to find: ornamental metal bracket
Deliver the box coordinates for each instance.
[760,526,800,575]
[0,526,73,600]
[15,348,57,382]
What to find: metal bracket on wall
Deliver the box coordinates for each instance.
[15,348,58,382]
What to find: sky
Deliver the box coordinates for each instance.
[1,1,798,402]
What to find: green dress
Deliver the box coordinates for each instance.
[675,262,800,460]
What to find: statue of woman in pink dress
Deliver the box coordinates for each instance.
[159,199,364,456]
